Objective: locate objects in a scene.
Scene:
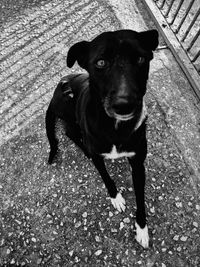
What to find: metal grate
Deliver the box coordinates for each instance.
[142,0,200,99]
[155,0,200,72]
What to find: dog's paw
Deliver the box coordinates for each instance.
[111,193,126,212]
[135,222,149,249]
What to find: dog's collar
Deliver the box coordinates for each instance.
[134,101,147,131]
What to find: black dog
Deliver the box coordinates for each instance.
[46,29,158,248]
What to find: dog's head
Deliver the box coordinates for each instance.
[67,30,158,121]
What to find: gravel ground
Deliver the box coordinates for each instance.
[0,0,200,266]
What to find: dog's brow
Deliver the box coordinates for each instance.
[92,45,116,62]
[118,40,146,57]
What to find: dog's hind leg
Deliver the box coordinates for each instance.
[45,103,58,164]
[64,123,91,159]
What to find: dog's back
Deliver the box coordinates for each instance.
[50,73,89,119]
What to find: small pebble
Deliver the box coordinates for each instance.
[69,250,73,256]
[37,258,42,264]
[175,202,183,208]
[95,250,102,256]
[173,235,179,241]
[53,230,58,235]
[75,221,81,228]
[25,208,30,213]
[180,236,187,241]
[109,211,113,217]
[123,217,130,223]
[120,222,124,230]
[150,207,155,213]
[95,236,101,242]
[196,204,200,210]
[15,219,22,225]
[10,259,15,264]
[82,212,87,218]
[55,254,61,259]
[193,222,198,228]
[0,239,5,246]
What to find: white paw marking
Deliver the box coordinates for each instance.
[110,193,126,212]
[135,222,149,249]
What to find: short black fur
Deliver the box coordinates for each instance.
[46,29,158,248]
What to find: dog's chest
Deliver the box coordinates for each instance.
[101,145,135,159]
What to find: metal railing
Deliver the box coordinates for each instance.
[154,0,200,73]
[142,0,200,99]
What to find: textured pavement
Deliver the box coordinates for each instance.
[0,0,200,266]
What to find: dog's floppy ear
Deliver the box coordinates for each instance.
[138,29,159,51]
[67,41,90,69]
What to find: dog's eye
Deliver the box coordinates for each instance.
[137,57,145,65]
[95,59,107,68]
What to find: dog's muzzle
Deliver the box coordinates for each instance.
[104,96,140,121]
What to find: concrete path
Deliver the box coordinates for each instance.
[0,0,200,266]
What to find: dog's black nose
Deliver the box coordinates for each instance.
[112,97,134,115]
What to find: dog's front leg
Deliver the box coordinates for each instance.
[128,157,149,249]
[91,154,126,212]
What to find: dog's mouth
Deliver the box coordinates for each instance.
[104,105,135,121]
[112,112,134,121]
[104,97,139,121]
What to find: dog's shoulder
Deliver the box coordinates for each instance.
[52,73,89,101]
[69,73,89,96]
[62,73,89,98]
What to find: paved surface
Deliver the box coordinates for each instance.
[0,0,200,266]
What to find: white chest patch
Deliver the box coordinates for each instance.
[101,145,135,159]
